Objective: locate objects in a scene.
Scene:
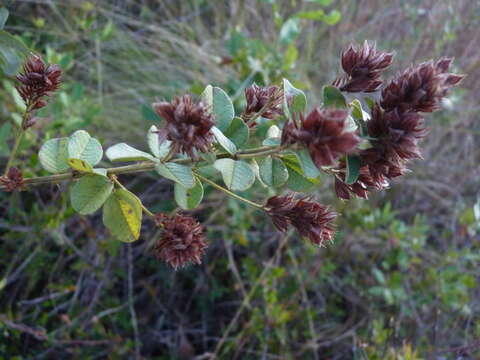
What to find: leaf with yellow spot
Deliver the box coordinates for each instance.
[118,197,140,239]
[68,158,93,173]
[102,189,142,242]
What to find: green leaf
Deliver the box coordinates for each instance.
[103,189,143,242]
[267,125,281,138]
[203,86,235,132]
[263,137,281,146]
[250,158,265,187]
[200,151,216,164]
[364,96,375,110]
[296,150,320,178]
[213,159,255,191]
[283,78,307,118]
[0,30,29,55]
[147,125,171,159]
[68,158,94,173]
[174,179,204,210]
[141,104,161,121]
[306,0,333,5]
[200,84,213,107]
[323,85,347,109]
[39,137,70,173]
[295,10,325,20]
[263,125,281,146]
[155,162,195,188]
[93,168,108,177]
[196,164,218,178]
[211,126,237,155]
[282,154,319,191]
[350,99,369,120]
[106,143,156,162]
[350,99,369,136]
[344,115,358,132]
[223,117,249,147]
[67,130,103,166]
[285,164,319,192]
[283,43,298,70]
[0,30,29,75]
[279,18,300,45]
[70,174,114,215]
[213,87,235,131]
[0,8,9,30]
[346,155,361,184]
[322,10,342,25]
[259,156,288,187]
[0,46,21,75]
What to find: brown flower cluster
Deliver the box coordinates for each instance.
[243,83,283,126]
[0,167,25,192]
[153,95,215,159]
[16,54,62,110]
[266,194,337,246]
[381,58,464,113]
[334,48,463,200]
[281,108,359,168]
[334,161,388,200]
[335,41,394,93]
[152,213,208,269]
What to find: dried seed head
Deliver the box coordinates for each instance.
[359,147,408,185]
[243,83,283,126]
[0,167,25,192]
[153,95,215,159]
[152,213,208,269]
[337,41,394,93]
[281,108,360,168]
[334,161,390,200]
[266,194,337,246]
[381,58,464,113]
[16,54,62,109]
[367,105,427,164]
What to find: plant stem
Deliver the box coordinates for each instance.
[236,144,287,159]
[193,171,264,210]
[3,107,31,175]
[4,131,24,175]
[1,144,288,190]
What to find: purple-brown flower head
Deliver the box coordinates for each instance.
[153,95,215,159]
[337,41,394,93]
[16,54,62,109]
[281,108,360,168]
[0,167,25,192]
[381,58,464,113]
[265,194,337,246]
[334,161,389,200]
[367,105,427,164]
[243,83,283,125]
[153,213,208,269]
[359,148,408,185]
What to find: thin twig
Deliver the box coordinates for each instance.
[194,172,264,210]
[128,245,141,360]
[212,234,290,358]
[4,106,32,175]
[1,145,287,190]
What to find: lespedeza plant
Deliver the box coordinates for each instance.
[1,41,464,269]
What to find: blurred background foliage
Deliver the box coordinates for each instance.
[0,0,479,359]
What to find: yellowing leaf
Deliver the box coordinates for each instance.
[68,158,93,173]
[103,189,142,242]
[118,198,141,240]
